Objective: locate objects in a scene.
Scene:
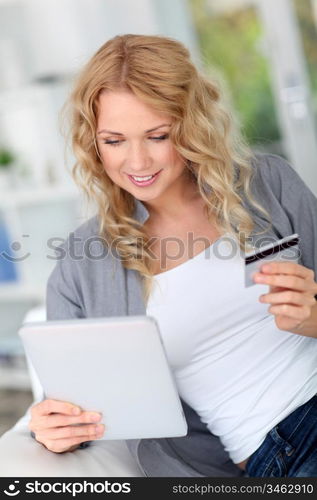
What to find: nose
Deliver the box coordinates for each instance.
[126,141,152,173]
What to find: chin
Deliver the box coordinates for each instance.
[123,183,162,200]
[133,192,161,203]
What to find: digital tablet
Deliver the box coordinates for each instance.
[18,316,188,440]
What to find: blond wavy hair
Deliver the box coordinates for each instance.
[65,34,272,303]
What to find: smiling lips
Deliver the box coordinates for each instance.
[128,170,162,186]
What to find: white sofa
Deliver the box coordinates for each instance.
[0,306,145,477]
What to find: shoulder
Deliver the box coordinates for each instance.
[250,152,304,186]
[251,153,296,181]
[53,214,104,257]
[49,214,113,281]
[46,215,101,318]
[249,153,306,199]
[69,214,100,240]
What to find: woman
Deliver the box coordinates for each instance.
[29,34,317,477]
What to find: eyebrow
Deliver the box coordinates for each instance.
[97,123,171,135]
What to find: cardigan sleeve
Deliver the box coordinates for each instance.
[46,249,84,321]
[39,247,90,448]
[254,154,317,280]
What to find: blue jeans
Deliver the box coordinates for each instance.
[245,393,317,477]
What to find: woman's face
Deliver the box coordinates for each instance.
[96,90,188,205]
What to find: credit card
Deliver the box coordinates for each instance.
[244,233,300,287]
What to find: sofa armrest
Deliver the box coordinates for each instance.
[0,410,144,477]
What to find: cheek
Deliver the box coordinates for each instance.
[169,149,186,172]
[99,149,122,174]
[163,144,185,169]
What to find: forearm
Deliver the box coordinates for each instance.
[290,301,317,338]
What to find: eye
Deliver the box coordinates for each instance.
[150,134,169,141]
[102,139,123,147]
[101,134,169,147]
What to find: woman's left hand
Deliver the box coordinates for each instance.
[254,262,317,333]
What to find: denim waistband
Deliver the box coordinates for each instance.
[246,393,317,477]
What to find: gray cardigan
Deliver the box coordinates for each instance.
[46,154,317,476]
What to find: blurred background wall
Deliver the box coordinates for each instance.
[0,0,317,436]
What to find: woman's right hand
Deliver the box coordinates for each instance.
[29,399,105,453]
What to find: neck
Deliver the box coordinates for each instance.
[143,171,201,222]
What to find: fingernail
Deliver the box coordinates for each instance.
[262,265,271,272]
[72,407,81,415]
[95,424,104,434]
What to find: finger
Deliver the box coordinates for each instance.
[43,436,95,454]
[268,304,311,321]
[260,262,314,281]
[260,291,316,307]
[254,273,306,291]
[37,423,105,441]
[32,399,82,418]
[34,411,102,430]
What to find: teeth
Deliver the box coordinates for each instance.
[131,175,154,181]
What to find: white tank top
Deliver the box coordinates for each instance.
[146,233,317,463]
